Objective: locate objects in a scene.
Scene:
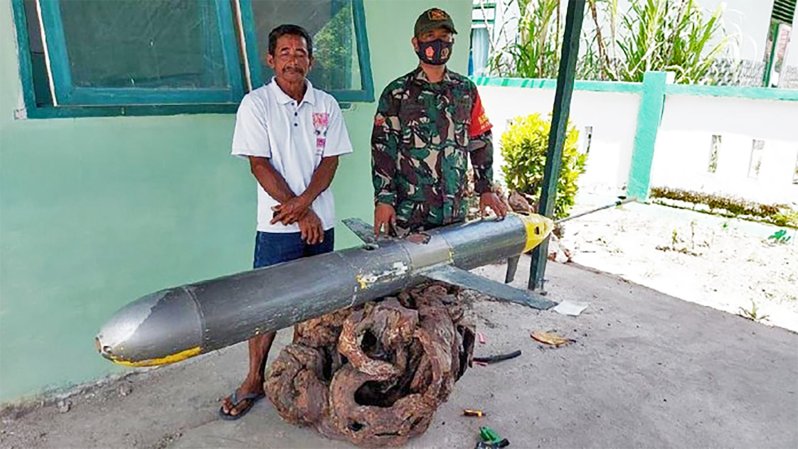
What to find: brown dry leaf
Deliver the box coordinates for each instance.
[530,331,573,348]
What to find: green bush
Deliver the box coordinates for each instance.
[650,186,798,228]
[500,113,586,219]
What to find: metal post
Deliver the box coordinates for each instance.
[529,0,586,292]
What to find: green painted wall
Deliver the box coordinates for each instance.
[627,71,668,201]
[0,0,472,404]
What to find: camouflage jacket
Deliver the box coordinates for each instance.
[371,67,494,231]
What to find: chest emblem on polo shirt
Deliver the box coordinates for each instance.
[313,112,329,129]
[313,112,330,155]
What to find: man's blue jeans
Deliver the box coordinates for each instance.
[253,229,335,269]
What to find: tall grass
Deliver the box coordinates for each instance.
[491,0,563,78]
[489,0,736,84]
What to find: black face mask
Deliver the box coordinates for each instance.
[416,39,453,66]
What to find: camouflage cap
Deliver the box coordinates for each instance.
[414,8,457,36]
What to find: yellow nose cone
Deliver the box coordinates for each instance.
[518,213,554,253]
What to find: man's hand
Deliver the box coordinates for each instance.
[271,195,310,225]
[479,192,508,219]
[374,203,396,237]
[298,210,324,244]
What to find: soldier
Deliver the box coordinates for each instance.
[371,7,507,237]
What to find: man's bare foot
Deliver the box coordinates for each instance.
[219,332,274,420]
[219,380,264,419]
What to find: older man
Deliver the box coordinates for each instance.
[371,7,507,237]
[224,24,352,419]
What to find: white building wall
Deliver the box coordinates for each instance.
[472,0,520,55]
[652,94,798,205]
[479,85,798,206]
[689,0,772,61]
[723,0,775,61]
[478,85,640,197]
[781,7,798,88]
[786,7,798,67]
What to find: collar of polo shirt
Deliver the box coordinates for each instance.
[268,77,317,106]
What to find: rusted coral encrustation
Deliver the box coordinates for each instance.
[265,282,475,447]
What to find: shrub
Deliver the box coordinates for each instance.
[500,113,586,219]
[650,186,797,228]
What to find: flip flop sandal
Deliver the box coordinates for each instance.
[218,390,265,421]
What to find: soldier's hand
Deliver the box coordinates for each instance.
[298,210,324,245]
[271,195,310,225]
[479,192,508,219]
[374,203,396,237]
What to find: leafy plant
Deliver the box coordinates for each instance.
[500,113,586,219]
[767,229,792,244]
[590,0,731,83]
[656,225,701,256]
[773,210,798,228]
[738,299,769,323]
[490,0,736,84]
[491,0,563,78]
[650,186,797,228]
[312,3,354,90]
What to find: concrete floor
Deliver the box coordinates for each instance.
[2,258,797,449]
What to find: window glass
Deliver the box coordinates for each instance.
[250,0,361,91]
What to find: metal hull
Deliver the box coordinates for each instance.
[96,214,552,367]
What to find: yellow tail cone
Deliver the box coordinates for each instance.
[518,213,554,253]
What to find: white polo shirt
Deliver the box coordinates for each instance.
[232,79,353,233]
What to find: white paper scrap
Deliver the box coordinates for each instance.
[552,300,588,317]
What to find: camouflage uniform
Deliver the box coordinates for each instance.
[371,67,494,232]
